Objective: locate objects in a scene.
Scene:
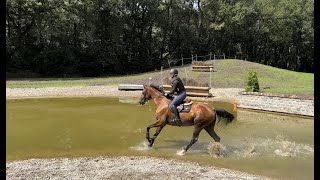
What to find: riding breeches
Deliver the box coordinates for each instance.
[169,91,187,112]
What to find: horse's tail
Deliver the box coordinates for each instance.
[215,108,234,124]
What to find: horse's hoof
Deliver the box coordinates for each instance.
[176,149,186,156]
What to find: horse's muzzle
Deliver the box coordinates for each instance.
[139,100,145,105]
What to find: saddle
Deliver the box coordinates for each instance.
[177,101,193,113]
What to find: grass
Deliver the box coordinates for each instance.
[6,59,314,97]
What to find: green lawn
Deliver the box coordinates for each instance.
[6,59,314,97]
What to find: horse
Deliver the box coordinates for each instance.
[139,84,235,154]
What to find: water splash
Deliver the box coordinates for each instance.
[272,135,314,157]
[176,149,186,156]
[207,135,314,158]
[207,142,257,158]
[129,141,151,151]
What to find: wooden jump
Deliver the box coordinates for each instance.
[118,84,212,97]
[192,65,214,72]
[118,84,143,91]
[162,85,212,97]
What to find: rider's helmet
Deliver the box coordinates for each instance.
[169,69,178,75]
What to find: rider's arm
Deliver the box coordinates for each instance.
[167,80,178,95]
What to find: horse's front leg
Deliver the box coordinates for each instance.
[146,121,164,147]
[148,125,165,147]
[146,124,153,143]
[146,121,160,143]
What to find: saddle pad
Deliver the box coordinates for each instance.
[177,103,192,113]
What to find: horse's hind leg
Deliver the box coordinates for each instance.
[183,126,202,152]
[204,125,220,143]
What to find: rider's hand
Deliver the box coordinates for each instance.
[164,93,168,97]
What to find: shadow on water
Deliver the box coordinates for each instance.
[6,97,313,180]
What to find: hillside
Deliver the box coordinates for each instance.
[6,60,314,97]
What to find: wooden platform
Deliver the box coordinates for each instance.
[192,65,214,72]
[162,85,212,97]
[118,84,144,91]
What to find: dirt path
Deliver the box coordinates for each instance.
[6,86,243,100]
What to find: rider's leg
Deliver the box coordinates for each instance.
[169,91,186,126]
[169,103,181,122]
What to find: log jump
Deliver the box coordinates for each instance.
[162,85,212,97]
[192,65,214,72]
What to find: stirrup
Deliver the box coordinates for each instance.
[171,118,182,127]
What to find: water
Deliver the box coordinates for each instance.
[6,97,314,180]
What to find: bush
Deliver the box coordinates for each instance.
[245,70,260,92]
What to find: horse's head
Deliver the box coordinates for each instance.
[139,85,151,105]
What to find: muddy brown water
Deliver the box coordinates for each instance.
[6,97,313,180]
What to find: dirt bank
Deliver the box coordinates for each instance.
[6,156,272,180]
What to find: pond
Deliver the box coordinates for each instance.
[6,97,314,180]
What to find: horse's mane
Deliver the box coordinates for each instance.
[150,84,165,94]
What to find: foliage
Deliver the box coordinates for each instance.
[6,0,314,77]
[245,70,260,92]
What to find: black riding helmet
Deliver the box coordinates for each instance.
[169,68,178,75]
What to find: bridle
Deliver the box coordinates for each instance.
[139,86,166,105]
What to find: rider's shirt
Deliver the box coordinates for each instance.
[168,77,186,95]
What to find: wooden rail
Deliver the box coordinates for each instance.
[162,85,212,97]
[118,84,143,91]
[192,65,214,72]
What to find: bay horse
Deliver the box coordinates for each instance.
[139,84,234,154]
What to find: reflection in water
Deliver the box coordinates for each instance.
[6,97,313,180]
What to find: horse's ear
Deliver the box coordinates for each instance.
[143,84,148,89]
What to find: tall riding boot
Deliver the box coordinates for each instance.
[171,107,182,126]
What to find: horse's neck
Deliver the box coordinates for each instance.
[148,87,168,107]
[153,96,168,107]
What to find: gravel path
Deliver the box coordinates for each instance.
[6,86,142,99]
[6,156,272,180]
[5,86,243,101]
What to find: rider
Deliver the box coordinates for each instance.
[164,69,186,126]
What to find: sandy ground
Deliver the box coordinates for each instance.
[6,86,242,101]
[6,156,272,180]
[6,86,274,179]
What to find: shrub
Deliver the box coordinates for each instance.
[245,70,260,92]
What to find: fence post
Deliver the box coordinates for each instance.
[185,67,187,81]
[209,52,212,60]
[181,56,184,66]
[149,77,152,85]
[214,54,216,60]
[223,53,225,60]
[161,66,163,86]
[210,67,213,88]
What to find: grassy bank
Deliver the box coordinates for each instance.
[6,59,314,97]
